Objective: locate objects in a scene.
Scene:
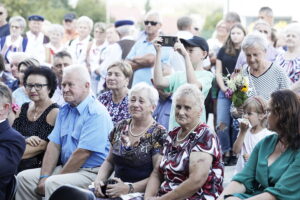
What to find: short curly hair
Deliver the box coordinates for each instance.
[23,66,57,98]
[270,89,300,150]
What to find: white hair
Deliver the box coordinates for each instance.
[77,16,94,30]
[9,52,29,64]
[116,25,134,37]
[242,32,268,52]
[9,16,26,31]
[63,65,91,84]
[47,24,64,36]
[129,82,159,107]
[173,83,204,111]
[145,10,162,23]
[285,23,300,37]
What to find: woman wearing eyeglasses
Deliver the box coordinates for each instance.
[12,66,59,172]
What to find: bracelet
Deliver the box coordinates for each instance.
[128,183,134,193]
[39,175,50,179]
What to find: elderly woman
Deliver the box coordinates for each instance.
[67,16,93,65]
[44,24,65,65]
[241,33,290,100]
[12,66,59,172]
[93,82,166,199]
[275,23,300,83]
[144,84,223,200]
[0,16,27,64]
[98,61,132,124]
[12,58,40,106]
[218,89,300,200]
[153,36,214,131]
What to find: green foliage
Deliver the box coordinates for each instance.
[74,0,106,23]
[232,90,248,107]
[2,0,106,24]
[201,8,223,39]
[145,0,151,13]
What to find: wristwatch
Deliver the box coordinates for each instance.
[128,183,134,193]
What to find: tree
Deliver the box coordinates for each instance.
[201,8,223,39]
[74,0,106,23]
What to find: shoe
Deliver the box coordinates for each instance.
[227,155,238,166]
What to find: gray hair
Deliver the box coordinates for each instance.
[0,82,12,105]
[173,84,204,111]
[253,19,271,33]
[63,65,91,84]
[242,33,268,52]
[9,52,29,64]
[47,24,64,37]
[129,82,159,107]
[259,6,273,17]
[94,22,106,32]
[145,10,162,23]
[77,16,94,30]
[285,23,300,37]
[177,16,193,31]
[116,25,134,37]
[9,16,26,31]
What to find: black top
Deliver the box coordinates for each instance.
[217,47,240,76]
[13,102,59,140]
[12,102,59,171]
[0,120,25,200]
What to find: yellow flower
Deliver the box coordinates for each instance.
[241,85,248,92]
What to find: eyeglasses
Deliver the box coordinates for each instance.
[0,12,3,15]
[144,21,158,26]
[10,25,21,29]
[24,83,48,90]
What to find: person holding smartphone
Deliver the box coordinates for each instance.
[153,36,214,131]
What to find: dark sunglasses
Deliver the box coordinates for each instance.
[0,12,3,15]
[144,21,158,26]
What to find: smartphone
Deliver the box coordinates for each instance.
[159,36,178,47]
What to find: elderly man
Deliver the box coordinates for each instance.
[67,16,93,65]
[0,4,9,37]
[95,19,135,92]
[0,82,25,200]
[51,51,73,106]
[62,13,78,44]
[25,15,49,63]
[15,65,113,200]
[126,11,162,86]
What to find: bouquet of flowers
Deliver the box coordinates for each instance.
[224,73,249,107]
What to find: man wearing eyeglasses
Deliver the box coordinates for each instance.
[126,10,162,87]
[0,4,9,38]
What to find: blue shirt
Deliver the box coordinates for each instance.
[126,37,171,86]
[48,95,113,168]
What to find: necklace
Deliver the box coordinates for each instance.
[129,119,153,137]
[176,121,200,143]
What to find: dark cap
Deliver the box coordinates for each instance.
[114,20,134,28]
[180,36,209,53]
[28,15,44,21]
[64,13,77,21]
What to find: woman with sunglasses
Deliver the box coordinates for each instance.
[13,66,59,172]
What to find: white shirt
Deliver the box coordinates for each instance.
[25,31,47,63]
[234,128,274,174]
[88,40,108,71]
[67,35,91,65]
[51,86,65,106]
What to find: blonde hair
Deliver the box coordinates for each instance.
[243,96,267,127]
[107,61,133,79]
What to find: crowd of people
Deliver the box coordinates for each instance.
[1,3,300,200]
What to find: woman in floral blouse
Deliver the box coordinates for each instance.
[98,61,132,124]
[144,84,224,200]
[93,82,167,199]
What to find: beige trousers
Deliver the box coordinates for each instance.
[15,165,99,200]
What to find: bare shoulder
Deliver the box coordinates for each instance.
[46,107,59,126]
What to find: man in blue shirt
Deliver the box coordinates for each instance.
[16,65,113,200]
[0,4,10,38]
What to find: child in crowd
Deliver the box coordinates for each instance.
[232,96,273,174]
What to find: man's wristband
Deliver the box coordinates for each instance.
[39,175,50,179]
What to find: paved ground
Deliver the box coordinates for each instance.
[224,166,235,187]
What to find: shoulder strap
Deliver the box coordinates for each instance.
[22,37,28,51]
[19,102,30,118]
[38,103,59,121]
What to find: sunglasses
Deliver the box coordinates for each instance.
[0,12,3,15]
[144,21,158,26]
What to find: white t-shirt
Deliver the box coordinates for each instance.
[234,128,274,174]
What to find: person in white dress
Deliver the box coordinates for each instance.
[233,96,273,174]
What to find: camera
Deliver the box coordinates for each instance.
[158,36,178,47]
[101,179,118,197]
